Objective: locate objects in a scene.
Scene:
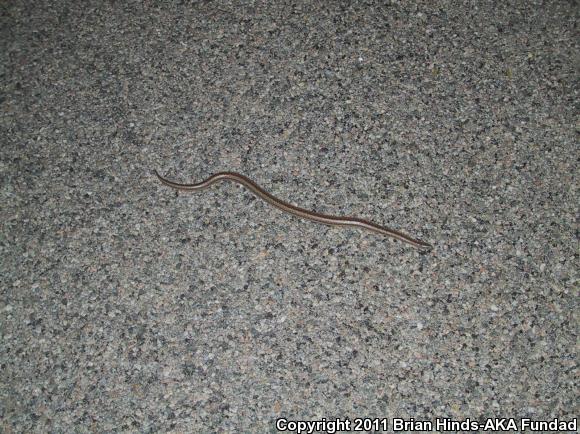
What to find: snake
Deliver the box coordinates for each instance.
[154,170,432,250]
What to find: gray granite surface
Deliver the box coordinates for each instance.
[1,0,578,432]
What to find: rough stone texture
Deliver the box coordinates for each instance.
[1,1,577,432]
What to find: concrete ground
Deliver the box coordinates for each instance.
[1,1,577,432]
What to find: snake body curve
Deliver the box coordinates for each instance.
[155,170,432,250]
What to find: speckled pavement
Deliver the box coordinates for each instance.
[1,1,578,432]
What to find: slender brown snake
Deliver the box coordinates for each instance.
[154,170,433,250]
